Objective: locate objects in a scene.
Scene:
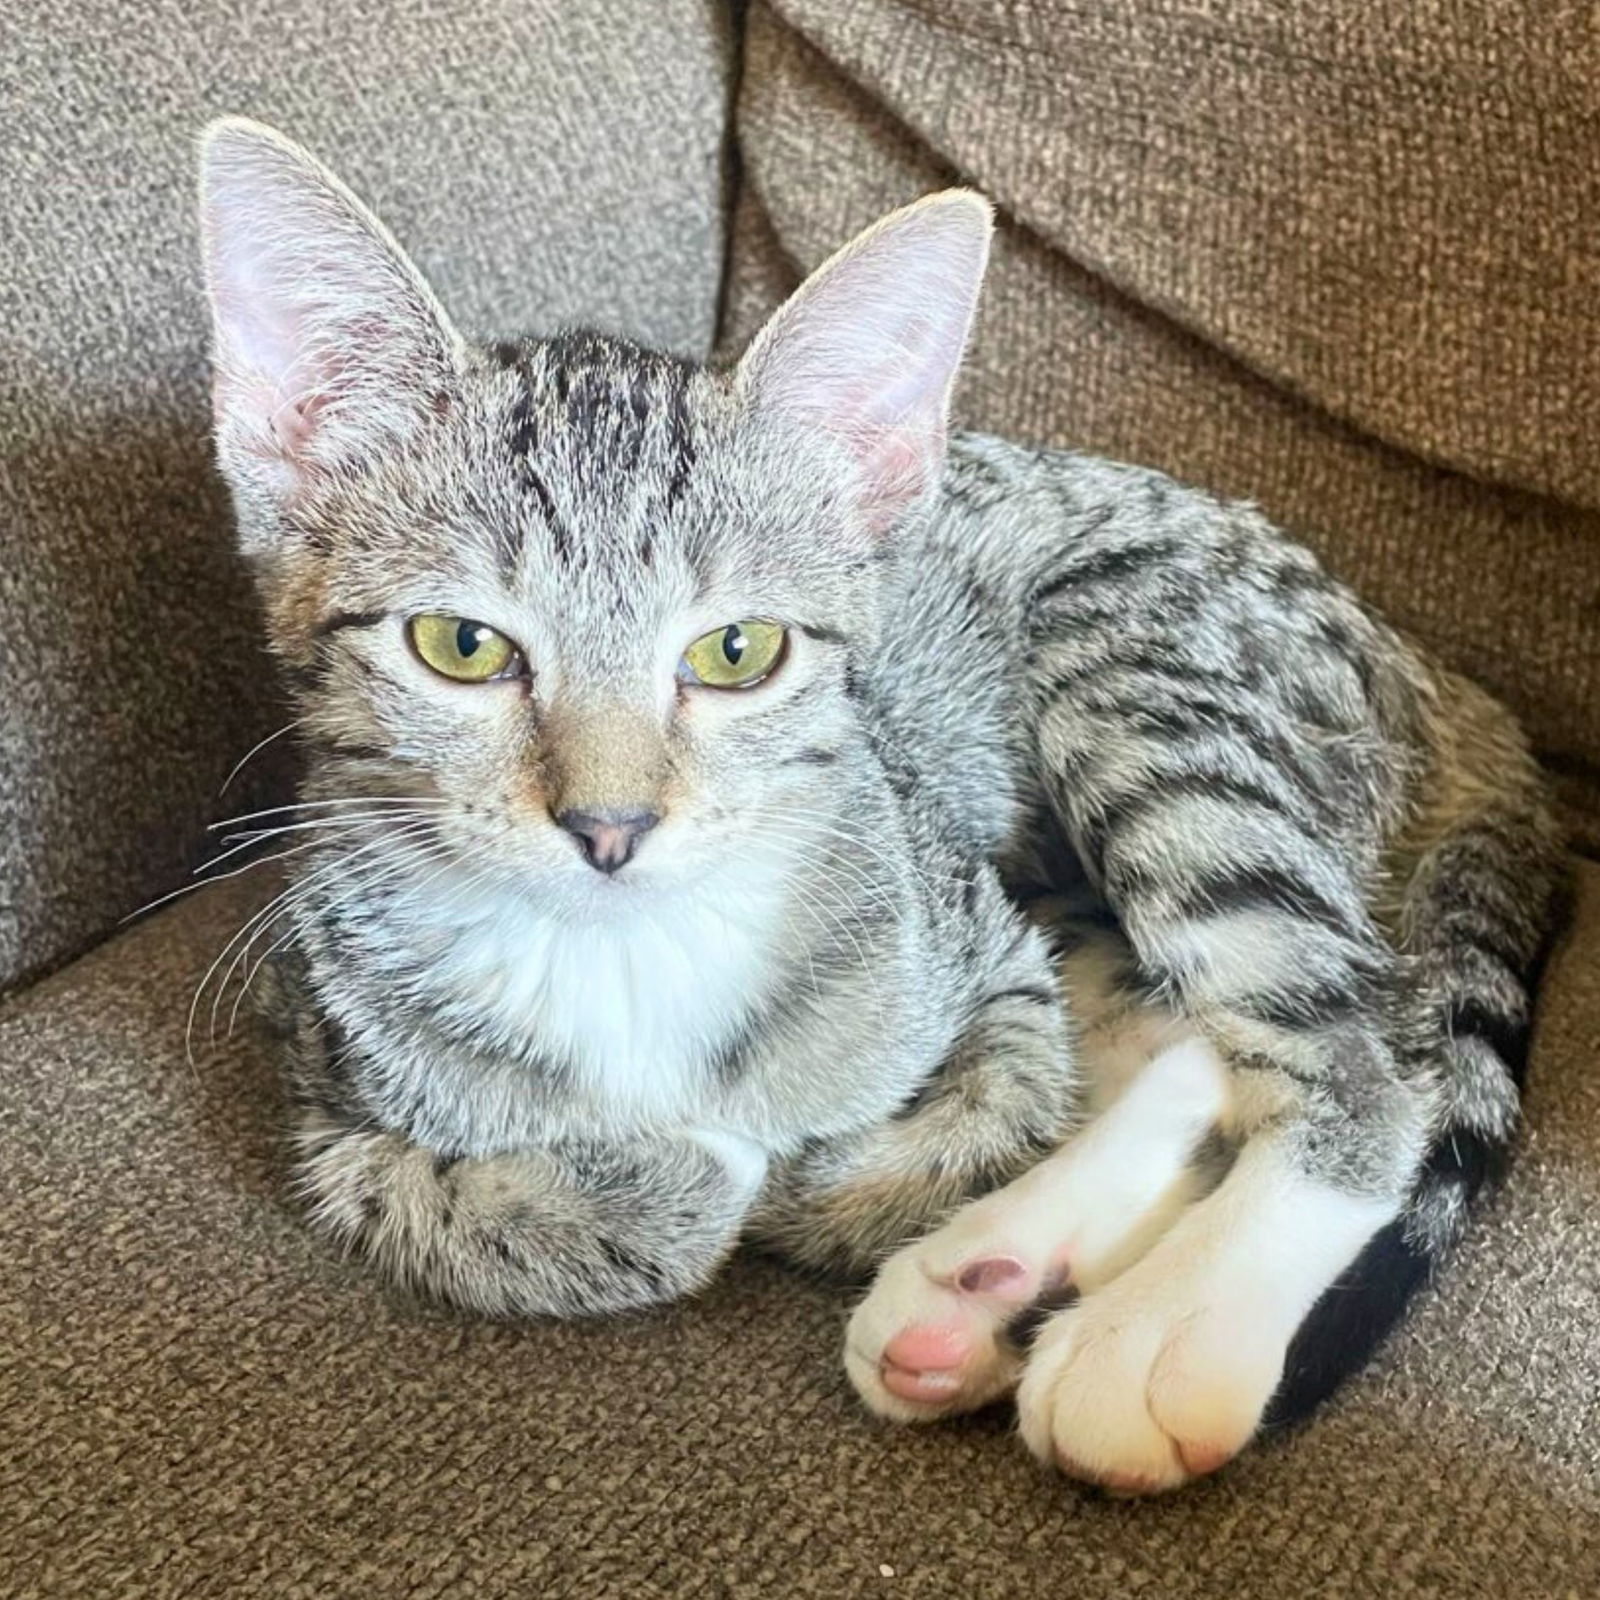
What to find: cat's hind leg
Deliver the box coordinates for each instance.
[1015,1139,1394,1491]
[846,958,1229,1423]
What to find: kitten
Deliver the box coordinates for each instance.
[199,118,1563,1492]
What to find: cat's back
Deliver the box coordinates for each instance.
[865,459,1047,860]
[933,432,1428,736]
[881,434,1435,864]
[867,438,1253,855]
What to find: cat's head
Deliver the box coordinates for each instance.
[199,118,991,911]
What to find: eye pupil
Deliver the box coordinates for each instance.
[457,621,483,658]
[721,626,746,665]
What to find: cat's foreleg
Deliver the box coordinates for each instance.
[292,1108,769,1318]
[747,908,1078,1280]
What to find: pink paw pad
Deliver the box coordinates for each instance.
[1055,1450,1162,1496]
[954,1255,1032,1300]
[1099,1470,1167,1497]
[882,1323,969,1372]
[880,1325,970,1402]
[1176,1440,1235,1478]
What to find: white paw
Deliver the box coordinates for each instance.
[688,1128,771,1197]
[1015,1275,1284,1493]
[844,1206,1060,1423]
[843,1034,1233,1430]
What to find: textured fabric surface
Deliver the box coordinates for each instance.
[2,869,1597,1597]
[727,1,1600,843]
[0,0,734,990]
[8,5,1598,1594]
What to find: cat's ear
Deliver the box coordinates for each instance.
[198,117,463,505]
[735,191,992,535]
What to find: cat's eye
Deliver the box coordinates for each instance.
[408,615,521,683]
[678,620,787,689]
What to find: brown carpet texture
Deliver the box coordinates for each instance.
[0,0,734,989]
[727,1,1600,843]
[2,871,1597,1597]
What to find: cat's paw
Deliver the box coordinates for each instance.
[1014,1274,1283,1493]
[845,1223,1056,1423]
[686,1128,771,1198]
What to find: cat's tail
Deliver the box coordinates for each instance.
[1266,677,1566,1426]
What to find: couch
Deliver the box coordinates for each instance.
[4,3,1596,1594]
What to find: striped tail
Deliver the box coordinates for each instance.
[1266,790,1566,1426]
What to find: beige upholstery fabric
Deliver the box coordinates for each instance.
[2,870,1596,1596]
[0,0,734,989]
[726,1,1600,844]
[5,4,1597,1594]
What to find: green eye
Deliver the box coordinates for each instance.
[679,620,787,689]
[408,615,520,682]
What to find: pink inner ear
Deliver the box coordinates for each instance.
[738,195,990,535]
[857,426,939,534]
[270,392,320,459]
[213,367,319,463]
[213,281,393,478]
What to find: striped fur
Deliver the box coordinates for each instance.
[201,122,1564,1490]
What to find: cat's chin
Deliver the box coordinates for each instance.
[565,868,648,909]
[520,855,689,922]
[538,842,794,933]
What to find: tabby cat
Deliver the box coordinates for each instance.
[198,118,1562,1492]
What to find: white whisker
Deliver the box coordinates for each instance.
[122,835,344,925]
[207,794,447,832]
[207,808,449,853]
[226,828,452,1035]
[218,717,307,798]
[739,801,971,892]
[186,819,438,1065]
[207,820,444,1042]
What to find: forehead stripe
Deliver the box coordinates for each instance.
[312,610,388,638]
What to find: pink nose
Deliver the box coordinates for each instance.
[555,808,659,873]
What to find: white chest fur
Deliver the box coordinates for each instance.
[417,866,787,1127]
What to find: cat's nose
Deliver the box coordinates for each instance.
[555,807,660,874]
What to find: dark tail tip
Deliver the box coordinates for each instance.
[1261,1218,1434,1429]
[1265,844,1565,1431]
[1263,1050,1524,1430]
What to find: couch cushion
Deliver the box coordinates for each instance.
[727,2,1600,843]
[2,868,1596,1596]
[0,0,734,990]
